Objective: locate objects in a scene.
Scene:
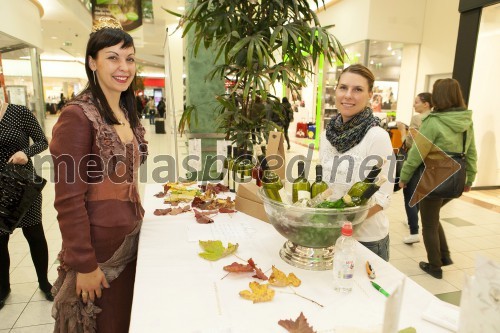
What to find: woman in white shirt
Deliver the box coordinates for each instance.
[319,64,394,261]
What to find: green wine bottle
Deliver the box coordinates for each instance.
[262,169,285,203]
[311,164,328,198]
[316,176,387,209]
[292,161,311,203]
[363,160,384,183]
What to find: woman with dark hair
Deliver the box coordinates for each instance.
[320,64,394,261]
[49,17,147,331]
[399,78,477,279]
[397,92,433,244]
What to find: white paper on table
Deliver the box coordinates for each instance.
[458,256,500,333]
[187,220,255,242]
[382,278,405,333]
[421,299,459,332]
[188,138,202,171]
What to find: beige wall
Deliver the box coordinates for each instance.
[0,0,43,49]
[468,4,500,186]
[414,0,460,93]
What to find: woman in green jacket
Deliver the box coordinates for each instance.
[399,78,477,279]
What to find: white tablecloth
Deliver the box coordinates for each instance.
[130,184,453,332]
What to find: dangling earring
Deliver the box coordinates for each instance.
[93,70,97,85]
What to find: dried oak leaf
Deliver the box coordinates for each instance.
[223,262,254,273]
[193,209,215,224]
[269,266,301,287]
[153,208,172,216]
[198,240,238,261]
[154,191,166,198]
[248,258,268,280]
[239,282,275,303]
[278,312,316,333]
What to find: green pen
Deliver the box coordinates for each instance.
[370,281,390,297]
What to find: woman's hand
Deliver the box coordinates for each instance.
[8,151,28,165]
[399,181,406,189]
[76,267,110,303]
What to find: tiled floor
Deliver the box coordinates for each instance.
[1,117,499,331]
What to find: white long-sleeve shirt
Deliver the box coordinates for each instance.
[319,127,395,242]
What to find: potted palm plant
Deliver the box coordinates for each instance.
[167,0,346,151]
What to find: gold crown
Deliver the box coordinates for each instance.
[91,17,124,33]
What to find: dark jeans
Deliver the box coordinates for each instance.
[420,197,452,268]
[149,112,155,125]
[283,124,290,149]
[403,173,420,234]
[359,234,390,261]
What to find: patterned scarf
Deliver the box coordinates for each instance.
[325,107,381,153]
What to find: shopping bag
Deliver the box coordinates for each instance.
[0,164,46,233]
[266,131,286,179]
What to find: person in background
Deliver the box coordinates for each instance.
[57,93,67,112]
[399,78,477,279]
[136,95,144,118]
[0,101,52,310]
[157,97,166,119]
[397,92,433,244]
[319,64,394,261]
[49,17,147,331]
[280,97,293,150]
[147,97,156,125]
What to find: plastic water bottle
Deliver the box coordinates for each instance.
[333,221,356,293]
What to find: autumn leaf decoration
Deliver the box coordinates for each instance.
[269,266,301,287]
[223,258,268,280]
[239,281,275,303]
[198,240,238,261]
[278,312,316,333]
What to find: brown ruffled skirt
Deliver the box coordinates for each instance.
[51,222,141,333]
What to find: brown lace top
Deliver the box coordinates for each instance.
[50,92,147,273]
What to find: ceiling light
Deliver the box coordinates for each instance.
[398,56,402,60]
[391,51,396,56]
[51,36,58,40]
[177,6,185,10]
[370,60,374,65]
[387,43,392,51]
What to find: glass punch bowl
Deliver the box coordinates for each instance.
[258,182,373,271]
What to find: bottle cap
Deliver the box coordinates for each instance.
[341,221,353,236]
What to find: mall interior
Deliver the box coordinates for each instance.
[0,0,499,331]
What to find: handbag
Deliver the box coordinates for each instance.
[0,164,46,233]
[415,132,467,200]
[394,141,408,192]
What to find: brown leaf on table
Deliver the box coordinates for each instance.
[200,183,230,194]
[278,312,316,333]
[153,208,172,216]
[248,258,268,280]
[269,266,301,287]
[223,262,254,273]
[170,206,191,215]
[219,207,237,213]
[154,191,166,198]
[193,209,215,224]
[239,281,275,303]
[191,196,206,209]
